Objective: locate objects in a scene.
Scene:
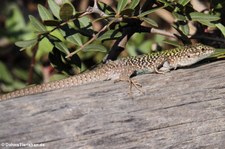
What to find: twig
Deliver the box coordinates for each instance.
[28,43,39,85]
[151,28,177,38]
[81,0,109,18]
[190,35,225,43]
[103,34,128,62]
[104,25,151,61]
[66,25,108,58]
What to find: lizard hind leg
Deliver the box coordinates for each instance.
[114,75,144,95]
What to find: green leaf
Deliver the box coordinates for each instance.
[38,4,54,21]
[60,3,74,21]
[98,30,122,41]
[138,40,152,54]
[2,80,26,92]
[215,23,225,37]
[66,53,81,69]
[190,12,220,22]
[0,61,13,83]
[13,69,29,81]
[215,3,223,9]
[178,0,191,6]
[211,48,225,58]
[140,17,158,27]
[67,34,83,46]
[120,8,134,16]
[36,38,53,60]
[157,0,172,7]
[172,12,186,21]
[48,0,60,19]
[49,47,81,74]
[179,23,189,35]
[15,38,38,49]
[198,21,216,27]
[117,0,128,13]
[5,4,26,39]
[131,33,145,45]
[77,17,92,29]
[49,74,67,81]
[29,15,47,32]
[138,6,165,17]
[47,34,63,43]
[55,42,70,55]
[83,44,107,52]
[97,1,115,15]
[47,35,66,57]
[163,40,181,47]
[129,0,140,9]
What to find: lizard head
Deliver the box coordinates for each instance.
[172,43,215,67]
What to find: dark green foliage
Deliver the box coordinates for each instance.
[49,47,81,75]
[16,0,223,54]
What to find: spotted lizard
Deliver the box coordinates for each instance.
[0,43,215,100]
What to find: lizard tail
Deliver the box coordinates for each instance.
[0,70,108,101]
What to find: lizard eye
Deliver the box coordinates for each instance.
[201,48,205,52]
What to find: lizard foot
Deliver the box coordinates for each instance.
[114,78,145,95]
[155,67,170,74]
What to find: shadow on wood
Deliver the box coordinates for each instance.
[0,60,225,149]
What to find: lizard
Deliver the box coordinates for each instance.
[0,43,215,101]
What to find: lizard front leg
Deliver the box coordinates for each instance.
[153,57,171,74]
[158,60,178,73]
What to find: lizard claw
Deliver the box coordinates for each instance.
[129,79,145,95]
[114,78,145,95]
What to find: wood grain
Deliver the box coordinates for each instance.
[0,60,225,149]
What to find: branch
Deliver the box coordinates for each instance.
[65,25,108,58]
[104,25,151,61]
[84,1,122,23]
[28,43,38,85]
[190,35,225,44]
[151,28,177,38]
[85,3,109,17]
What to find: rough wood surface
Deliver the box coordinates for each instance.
[0,60,225,149]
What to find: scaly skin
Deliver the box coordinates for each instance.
[0,43,215,101]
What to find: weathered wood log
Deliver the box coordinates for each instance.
[0,60,225,149]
